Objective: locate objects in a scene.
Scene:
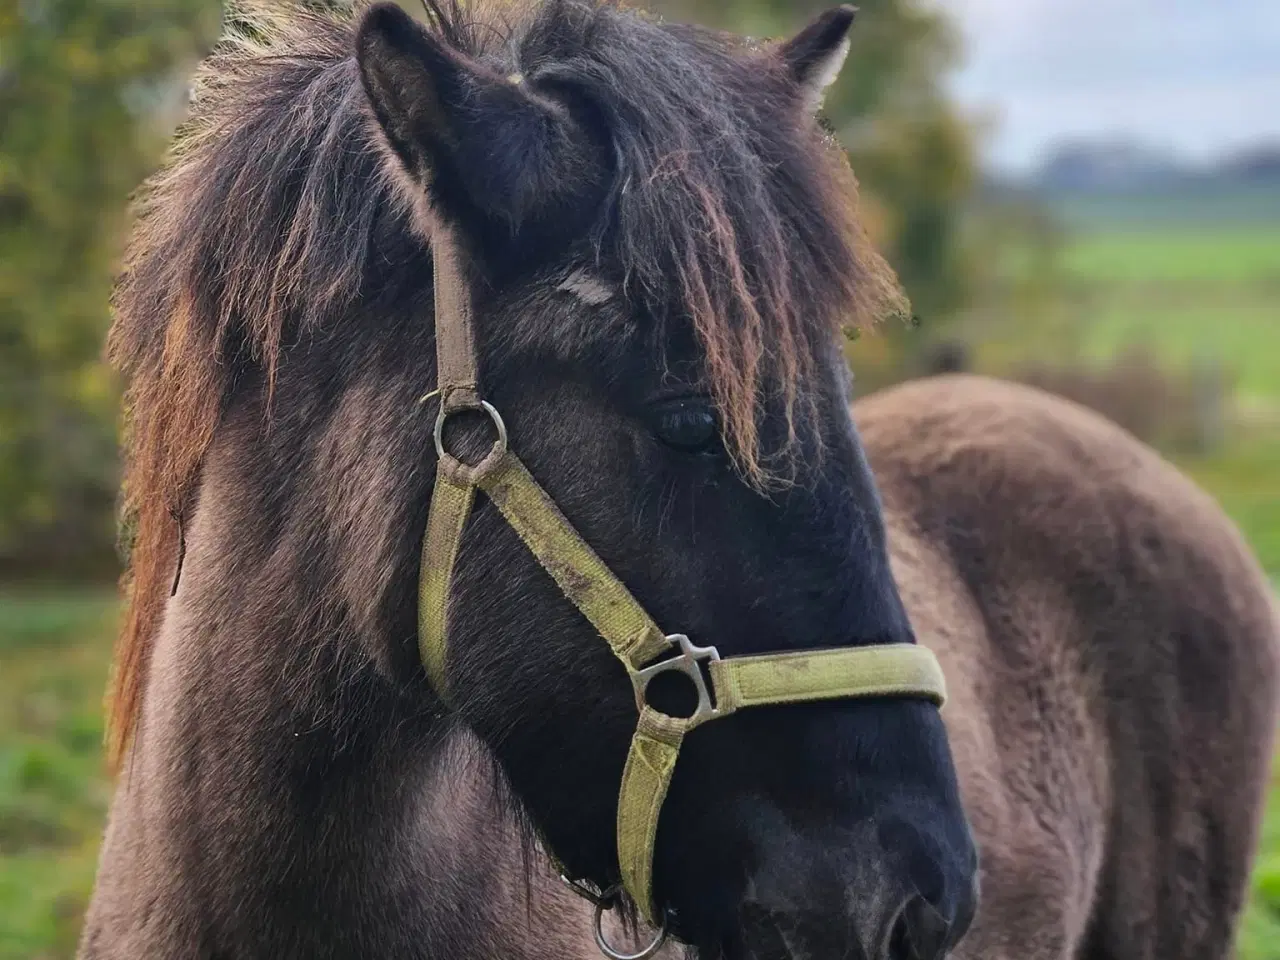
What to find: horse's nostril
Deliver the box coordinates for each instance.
[876,818,946,909]
[889,893,950,960]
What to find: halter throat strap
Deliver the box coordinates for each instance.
[417,222,947,927]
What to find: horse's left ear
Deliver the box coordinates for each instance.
[356,3,606,232]
[778,5,857,112]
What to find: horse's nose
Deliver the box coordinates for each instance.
[738,807,977,960]
[886,892,951,960]
[844,823,976,960]
[872,819,977,959]
[739,844,976,960]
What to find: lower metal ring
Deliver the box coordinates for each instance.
[593,895,669,960]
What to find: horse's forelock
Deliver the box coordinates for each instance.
[518,4,907,479]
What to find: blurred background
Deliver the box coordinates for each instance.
[1,0,1276,956]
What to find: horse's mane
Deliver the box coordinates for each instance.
[106,0,906,767]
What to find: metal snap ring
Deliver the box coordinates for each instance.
[433,399,508,481]
[593,887,670,960]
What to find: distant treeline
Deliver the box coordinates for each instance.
[976,139,1280,230]
[1019,139,1280,195]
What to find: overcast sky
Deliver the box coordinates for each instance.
[940,0,1280,172]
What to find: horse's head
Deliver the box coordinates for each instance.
[349,3,976,955]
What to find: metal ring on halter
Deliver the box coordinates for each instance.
[593,890,669,960]
[433,399,508,481]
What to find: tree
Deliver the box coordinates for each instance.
[0,0,220,574]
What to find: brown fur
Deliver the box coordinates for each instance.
[855,375,1280,959]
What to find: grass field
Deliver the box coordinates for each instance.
[1063,223,1279,577]
[1046,181,1280,231]
[1063,226,1280,407]
[1,592,115,960]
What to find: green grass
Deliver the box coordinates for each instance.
[1075,298,1280,404]
[1063,226,1280,285]
[1062,225,1279,574]
[1060,226,1280,404]
[970,225,1280,405]
[1242,767,1280,960]
[0,591,115,960]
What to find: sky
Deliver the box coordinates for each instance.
[940,0,1280,172]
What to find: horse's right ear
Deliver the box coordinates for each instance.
[778,6,857,113]
[356,3,606,230]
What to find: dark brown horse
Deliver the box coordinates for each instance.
[81,2,1278,959]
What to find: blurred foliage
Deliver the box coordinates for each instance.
[0,0,980,574]
[0,0,220,576]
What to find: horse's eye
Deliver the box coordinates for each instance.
[651,398,719,454]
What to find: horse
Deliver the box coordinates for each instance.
[81,2,1278,958]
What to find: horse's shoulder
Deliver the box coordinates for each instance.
[855,375,1259,582]
[856,372,1278,715]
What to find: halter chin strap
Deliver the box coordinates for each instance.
[418,222,947,925]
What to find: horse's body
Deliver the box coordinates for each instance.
[858,375,1279,959]
[80,2,1277,958]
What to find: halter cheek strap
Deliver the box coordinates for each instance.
[417,223,947,927]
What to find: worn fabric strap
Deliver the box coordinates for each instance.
[616,707,685,926]
[418,471,476,697]
[417,440,951,918]
[709,644,945,713]
[614,643,946,922]
[418,445,673,700]
[476,451,673,671]
[432,224,480,410]
[418,220,952,932]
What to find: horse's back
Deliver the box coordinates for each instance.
[855,374,1279,960]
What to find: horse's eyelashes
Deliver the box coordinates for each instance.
[650,396,719,454]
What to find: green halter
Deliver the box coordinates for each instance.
[417,223,947,936]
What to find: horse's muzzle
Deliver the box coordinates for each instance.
[729,815,978,960]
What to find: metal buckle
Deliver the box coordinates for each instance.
[631,634,721,730]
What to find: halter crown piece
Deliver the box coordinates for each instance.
[417,221,948,958]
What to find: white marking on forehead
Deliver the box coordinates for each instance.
[557,269,615,306]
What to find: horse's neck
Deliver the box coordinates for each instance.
[83,576,601,959]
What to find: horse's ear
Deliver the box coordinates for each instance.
[778,5,857,113]
[356,2,604,228]
[356,4,463,171]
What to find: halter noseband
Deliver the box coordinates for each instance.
[417,222,947,945]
